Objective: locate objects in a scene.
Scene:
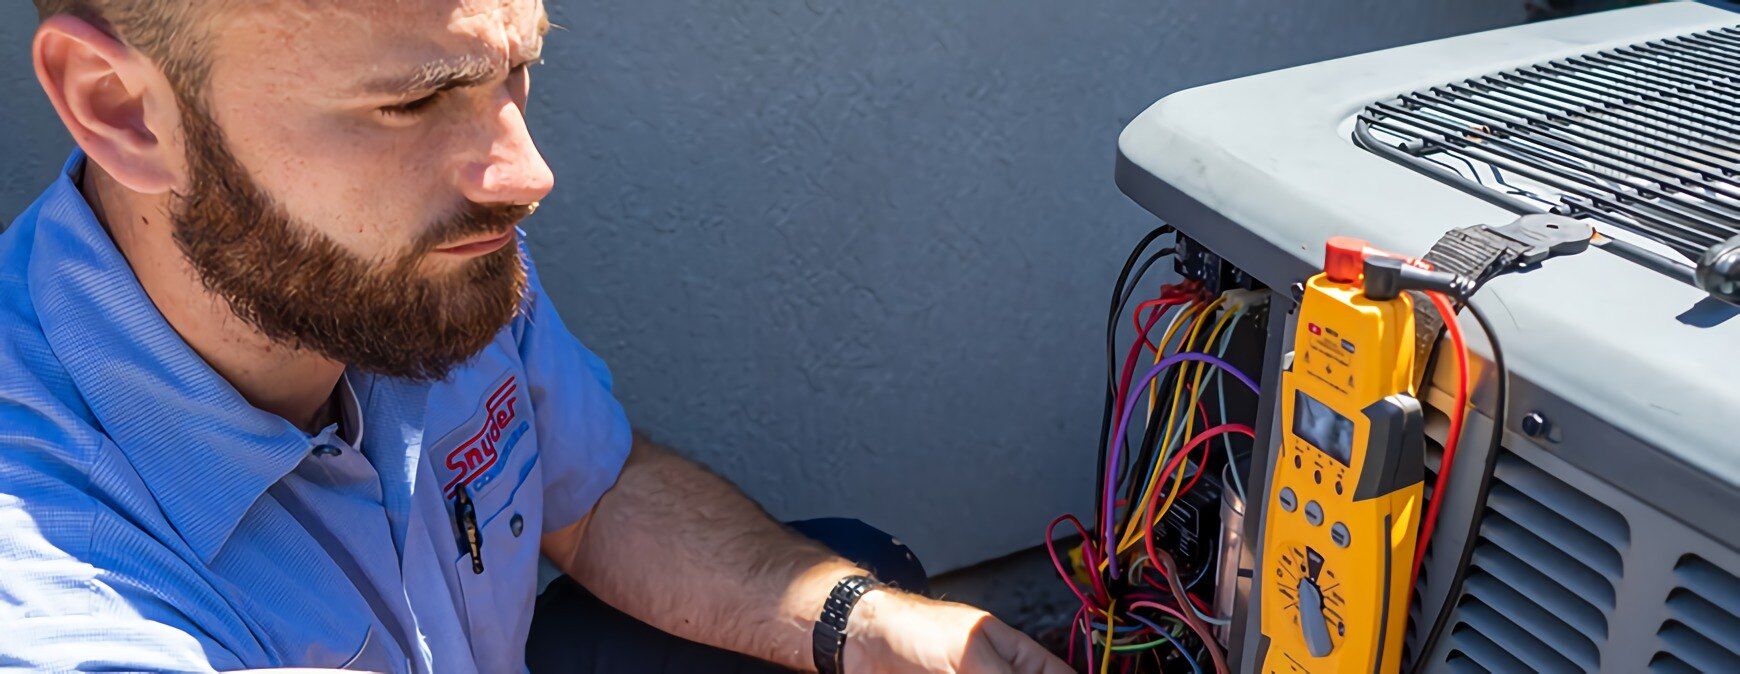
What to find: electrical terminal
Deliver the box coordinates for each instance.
[1221,288,1269,312]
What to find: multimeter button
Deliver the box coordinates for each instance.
[1304,500,1324,526]
[1278,488,1298,512]
[1331,522,1350,547]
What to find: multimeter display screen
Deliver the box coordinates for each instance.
[1294,391,1354,465]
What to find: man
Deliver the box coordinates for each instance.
[0,1,1071,672]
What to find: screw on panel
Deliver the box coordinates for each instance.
[1520,412,1550,440]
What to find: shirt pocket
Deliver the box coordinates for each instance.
[453,450,545,670]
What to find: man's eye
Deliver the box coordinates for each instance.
[380,92,442,117]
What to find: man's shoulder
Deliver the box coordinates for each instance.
[0,222,117,544]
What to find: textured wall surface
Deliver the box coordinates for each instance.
[0,1,1522,573]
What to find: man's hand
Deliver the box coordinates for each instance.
[846,590,1072,674]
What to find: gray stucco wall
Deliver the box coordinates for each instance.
[0,1,1522,573]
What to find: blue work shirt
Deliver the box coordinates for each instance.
[0,152,634,672]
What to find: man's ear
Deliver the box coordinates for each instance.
[33,14,182,195]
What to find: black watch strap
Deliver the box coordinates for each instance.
[812,574,876,674]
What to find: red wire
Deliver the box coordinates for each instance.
[1066,606,1085,667]
[1115,295,1192,429]
[1047,514,1109,608]
[1130,297,1173,354]
[1129,281,1200,353]
[1046,516,1098,610]
[1411,291,1470,591]
[1142,423,1256,579]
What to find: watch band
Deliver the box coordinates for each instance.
[812,574,876,674]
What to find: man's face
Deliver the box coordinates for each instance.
[168,0,554,380]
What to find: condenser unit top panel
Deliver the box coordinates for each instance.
[1116,4,1740,492]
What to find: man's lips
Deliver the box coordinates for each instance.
[433,230,516,256]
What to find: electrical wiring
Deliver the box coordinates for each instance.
[1114,294,1197,449]
[1123,613,1203,674]
[1147,551,1231,674]
[1103,353,1260,578]
[1082,608,1097,674]
[1098,227,1177,543]
[1101,602,1116,674]
[1407,300,1507,674]
[1047,514,1103,610]
[1069,244,1268,672]
[1411,290,1470,592]
[1115,302,1222,553]
[1111,295,1197,504]
[1212,310,1248,500]
[1143,424,1256,578]
[1150,309,1239,526]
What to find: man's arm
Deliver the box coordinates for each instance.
[541,435,1070,674]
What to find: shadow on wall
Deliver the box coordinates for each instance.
[0,0,1525,573]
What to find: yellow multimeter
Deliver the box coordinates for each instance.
[1259,238,1425,674]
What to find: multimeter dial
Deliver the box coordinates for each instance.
[1272,544,1345,659]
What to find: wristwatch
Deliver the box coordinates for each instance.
[812,574,877,674]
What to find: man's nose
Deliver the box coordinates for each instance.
[458,98,554,206]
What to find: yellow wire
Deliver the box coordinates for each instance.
[1097,301,1204,575]
[1120,306,1218,553]
[1143,302,1205,424]
[1100,601,1117,674]
[1150,306,1239,532]
[1117,298,1222,553]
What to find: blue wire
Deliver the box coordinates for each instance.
[1125,612,1204,674]
[1085,620,1146,635]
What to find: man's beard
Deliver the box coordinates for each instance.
[168,99,530,382]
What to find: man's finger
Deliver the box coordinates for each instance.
[960,636,1016,674]
[980,619,1072,674]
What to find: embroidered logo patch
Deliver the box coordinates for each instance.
[439,374,530,499]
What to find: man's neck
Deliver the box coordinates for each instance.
[81,163,344,433]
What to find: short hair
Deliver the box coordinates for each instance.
[33,0,221,94]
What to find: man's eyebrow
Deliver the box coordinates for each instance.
[356,54,497,97]
[355,47,541,98]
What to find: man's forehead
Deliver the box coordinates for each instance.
[212,0,546,94]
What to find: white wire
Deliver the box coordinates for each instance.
[1213,310,1247,500]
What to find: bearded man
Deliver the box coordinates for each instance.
[0,2,1070,673]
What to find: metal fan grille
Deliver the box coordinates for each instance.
[1356,26,1740,262]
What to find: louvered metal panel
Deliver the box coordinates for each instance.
[1438,450,1628,673]
[1652,555,1740,672]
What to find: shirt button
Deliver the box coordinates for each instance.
[311,444,342,457]
[510,513,525,537]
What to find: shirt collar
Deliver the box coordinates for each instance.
[337,372,365,450]
[27,150,324,563]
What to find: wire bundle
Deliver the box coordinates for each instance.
[1052,228,1511,673]
[1048,227,1259,674]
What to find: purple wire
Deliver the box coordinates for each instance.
[1102,352,1259,579]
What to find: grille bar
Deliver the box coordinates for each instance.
[1356,24,1740,267]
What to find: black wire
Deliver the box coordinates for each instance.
[1408,300,1506,673]
[1108,247,1180,502]
[1114,248,1179,331]
[1096,226,1174,541]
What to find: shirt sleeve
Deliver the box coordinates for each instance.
[515,254,634,534]
[0,501,244,673]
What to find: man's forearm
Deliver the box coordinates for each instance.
[542,436,861,670]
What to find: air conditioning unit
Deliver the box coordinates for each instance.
[1114,4,1740,671]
